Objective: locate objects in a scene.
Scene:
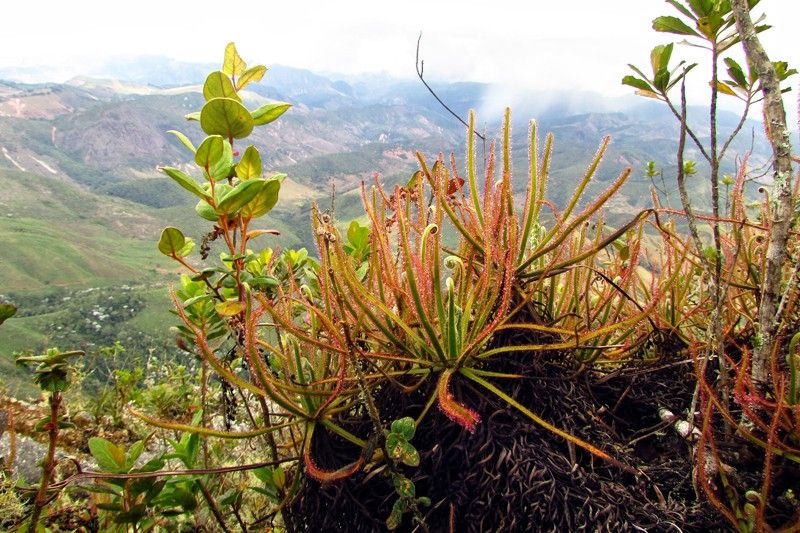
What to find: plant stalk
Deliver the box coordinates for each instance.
[27,392,61,533]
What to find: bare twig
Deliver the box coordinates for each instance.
[415,33,485,142]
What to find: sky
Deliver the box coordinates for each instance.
[2,0,799,118]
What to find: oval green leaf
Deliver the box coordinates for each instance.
[652,15,700,37]
[195,135,225,169]
[236,65,267,91]
[217,179,266,215]
[240,178,280,219]
[390,417,416,440]
[210,140,234,181]
[203,71,241,102]
[88,437,126,473]
[223,42,246,77]
[167,130,196,153]
[216,299,245,317]
[158,227,186,256]
[251,102,291,126]
[236,146,262,180]
[195,199,218,221]
[200,97,254,139]
[161,167,211,201]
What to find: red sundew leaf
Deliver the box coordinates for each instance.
[437,370,480,432]
[447,177,465,196]
[304,445,364,483]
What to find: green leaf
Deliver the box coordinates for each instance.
[621,75,654,92]
[236,146,262,180]
[216,299,245,317]
[272,466,286,489]
[158,227,186,257]
[236,65,267,91]
[89,437,127,473]
[161,167,211,201]
[392,475,416,498]
[217,179,265,215]
[178,238,195,258]
[126,440,145,470]
[185,111,201,121]
[240,179,281,219]
[650,43,674,77]
[251,102,291,126]
[167,130,196,153]
[398,441,420,467]
[714,81,737,96]
[223,42,247,77]
[687,0,712,17]
[653,15,700,36]
[200,97,254,139]
[209,140,234,181]
[774,61,798,82]
[203,71,241,102]
[135,456,166,474]
[724,58,748,88]
[113,504,147,524]
[0,303,16,326]
[666,0,696,20]
[347,220,370,250]
[390,417,415,440]
[195,135,225,169]
[386,500,403,530]
[195,199,218,221]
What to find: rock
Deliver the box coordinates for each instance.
[0,433,72,484]
[71,411,95,429]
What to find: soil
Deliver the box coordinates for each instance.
[288,329,800,532]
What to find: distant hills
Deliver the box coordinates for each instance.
[0,56,780,373]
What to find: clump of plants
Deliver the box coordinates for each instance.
[624,0,799,530]
[4,3,798,526]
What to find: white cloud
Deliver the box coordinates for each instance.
[1,0,798,118]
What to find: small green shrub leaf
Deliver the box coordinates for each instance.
[167,130,196,153]
[223,42,247,77]
[386,500,403,530]
[126,440,145,470]
[236,146,262,180]
[217,179,265,215]
[240,179,280,219]
[724,58,748,88]
[195,199,218,221]
[200,97,254,139]
[195,135,225,169]
[209,140,234,181]
[236,65,267,90]
[392,475,415,498]
[203,71,241,102]
[185,111,201,121]
[398,442,420,467]
[390,417,415,440]
[652,15,700,37]
[251,102,291,125]
[158,227,186,257]
[621,75,654,92]
[216,299,245,317]
[89,437,127,473]
[161,167,211,201]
